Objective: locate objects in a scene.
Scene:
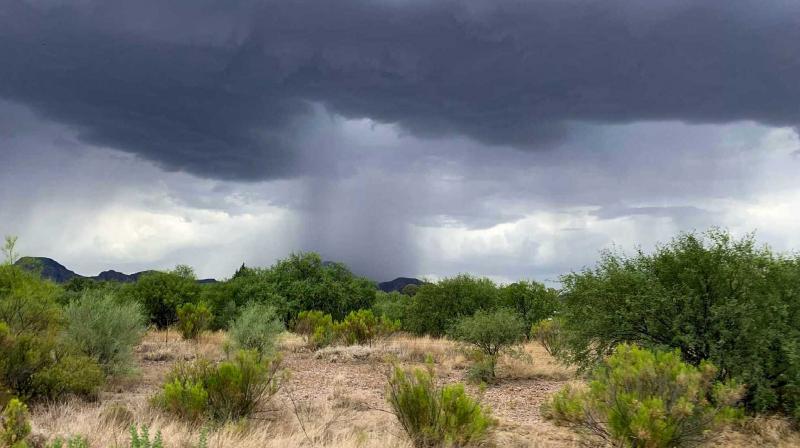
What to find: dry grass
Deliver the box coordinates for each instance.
[24,329,800,448]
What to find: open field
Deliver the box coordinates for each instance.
[26,330,800,448]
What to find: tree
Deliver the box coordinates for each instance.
[558,229,800,419]
[498,280,560,330]
[405,275,499,337]
[450,308,526,381]
[123,270,200,329]
[2,236,18,265]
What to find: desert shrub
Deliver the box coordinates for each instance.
[333,309,399,346]
[129,425,163,448]
[387,366,495,447]
[63,290,146,375]
[154,350,282,422]
[530,318,564,357]
[176,303,212,340]
[558,229,800,419]
[543,344,743,447]
[293,310,335,348]
[46,435,89,448]
[372,291,409,326]
[228,303,283,358]
[0,266,104,400]
[499,281,560,330]
[1,398,31,448]
[31,352,104,400]
[122,269,200,329]
[449,308,526,382]
[405,275,499,337]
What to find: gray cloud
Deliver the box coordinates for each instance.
[1,0,799,181]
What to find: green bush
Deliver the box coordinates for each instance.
[31,352,104,400]
[543,344,743,447]
[293,310,335,348]
[264,253,376,321]
[333,309,399,346]
[63,290,146,376]
[176,303,212,340]
[405,275,499,337]
[557,229,800,419]
[0,266,104,400]
[122,269,200,329]
[449,308,526,382]
[386,366,495,447]
[530,318,564,358]
[46,435,89,448]
[154,350,282,422]
[228,303,283,358]
[372,291,409,326]
[499,281,560,330]
[1,398,31,448]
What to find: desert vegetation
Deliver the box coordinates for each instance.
[1,230,799,447]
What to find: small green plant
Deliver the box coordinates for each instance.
[228,303,283,358]
[129,425,163,448]
[333,309,399,346]
[530,318,563,358]
[387,366,495,448]
[542,344,743,447]
[153,350,283,422]
[46,435,89,448]
[1,398,31,448]
[449,308,526,382]
[176,303,212,341]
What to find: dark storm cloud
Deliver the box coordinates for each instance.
[1,0,799,180]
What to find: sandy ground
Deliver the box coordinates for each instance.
[25,331,800,448]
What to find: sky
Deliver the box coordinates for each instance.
[1,0,799,283]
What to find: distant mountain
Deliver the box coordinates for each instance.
[15,257,80,283]
[378,277,423,293]
[14,257,216,284]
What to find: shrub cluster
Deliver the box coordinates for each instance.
[0,266,105,401]
[153,350,282,422]
[557,229,800,420]
[544,344,743,447]
[293,309,398,349]
[387,366,495,447]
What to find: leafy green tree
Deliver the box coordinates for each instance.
[405,275,499,336]
[558,229,800,419]
[123,269,200,329]
[543,344,743,448]
[498,280,560,330]
[266,253,376,320]
[450,308,526,381]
